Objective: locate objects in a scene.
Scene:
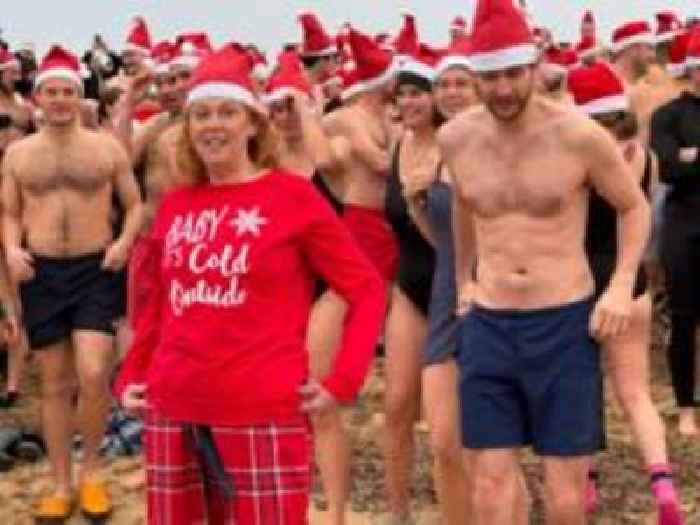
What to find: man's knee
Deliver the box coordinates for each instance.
[384,389,417,427]
[544,482,585,518]
[472,466,517,513]
[429,425,462,468]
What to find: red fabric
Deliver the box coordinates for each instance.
[115,171,385,425]
[126,235,158,329]
[144,408,312,525]
[342,204,398,284]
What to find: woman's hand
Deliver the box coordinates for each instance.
[298,378,338,415]
[121,383,149,416]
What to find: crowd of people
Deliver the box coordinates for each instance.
[0,0,699,523]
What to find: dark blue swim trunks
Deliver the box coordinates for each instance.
[457,297,602,456]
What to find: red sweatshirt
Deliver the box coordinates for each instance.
[114,170,386,426]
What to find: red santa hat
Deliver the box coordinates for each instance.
[451,16,468,32]
[568,61,628,115]
[338,62,361,101]
[347,27,397,94]
[374,33,394,53]
[299,12,336,58]
[172,33,213,69]
[186,46,265,114]
[0,48,19,70]
[263,51,312,104]
[667,31,690,77]
[545,47,579,72]
[582,10,595,26]
[35,45,82,91]
[133,99,162,122]
[575,35,599,61]
[151,41,176,75]
[124,16,152,55]
[655,11,682,44]
[611,21,654,53]
[686,25,700,70]
[393,12,419,60]
[399,43,444,82]
[436,36,472,77]
[468,0,538,72]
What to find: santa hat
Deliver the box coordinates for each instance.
[545,47,579,72]
[0,48,19,70]
[246,46,269,80]
[347,28,397,95]
[469,0,538,72]
[338,62,362,101]
[575,35,599,61]
[451,16,468,32]
[172,33,213,69]
[667,31,690,77]
[655,11,682,44]
[611,21,654,53]
[151,41,176,75]
[187,46,265,114]
[686,25,700,69]
[393,12,419,60]
[124,16,152,55]
[374,33,394,53]
[399,43,444,82]
[568,61,628,115]
[435,36,472,77]
[134,99,162,123]
[263,51,312,104]
[582,10,595,27]
[35,45,82,91]
[299,12,336,58]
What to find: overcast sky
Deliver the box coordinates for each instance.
[3,1,699,58]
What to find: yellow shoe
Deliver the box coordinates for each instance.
[34,494,73,521]
[79,481,112,519]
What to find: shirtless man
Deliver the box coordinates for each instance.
[1,46,143,522]
[440,3,650,524]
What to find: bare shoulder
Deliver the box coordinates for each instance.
[322,106,353,135]
[538,99,606,148]
[437,105,487,150]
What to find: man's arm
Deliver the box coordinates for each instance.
[1,148,33,285]
[343,114,391,174]
[110,138,144,255]
[143,136,171,229]
[438,121,477,312]
[584,121,651,292]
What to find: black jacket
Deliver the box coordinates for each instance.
[650,91,700,207]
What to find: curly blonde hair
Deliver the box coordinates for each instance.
[176,106,281,184]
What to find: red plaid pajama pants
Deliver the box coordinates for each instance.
[144,409,313,525]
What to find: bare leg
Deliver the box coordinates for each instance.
[542,456,589,525]
[5,338,27,393]
[36,341,75,497]
[307,291,350,525]
[384,288,424,519]
[470,449,524,525]
[72,330,115,481]
[422,360,470,525]
[606,293,669,464]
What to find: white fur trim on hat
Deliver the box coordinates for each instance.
[187,82,266,116]
[611,33,655,53]
[124,43,150,55]
[34,68,83,91]
[171,55,200,69]
[262,87,306,105]
[301,46,337,58]
[435,55,471,78]
[667,61,686,78]
[352,59,398,96]
[655,31,679,45]
[0,58,19,70]
[469,43,538,72]
[154,62,171,76]
[686,56,700,70]
[399,59,435,82]
[579,94,629,115]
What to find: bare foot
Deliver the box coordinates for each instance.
[678,409,698,437]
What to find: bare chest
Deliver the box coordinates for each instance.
[456,142,584,218]
[18,147,113,196]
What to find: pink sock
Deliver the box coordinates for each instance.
[649,465,684,525]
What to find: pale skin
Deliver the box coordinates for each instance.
[269,90,352,525]
[1,78,143,501]
[440,65,650,525]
